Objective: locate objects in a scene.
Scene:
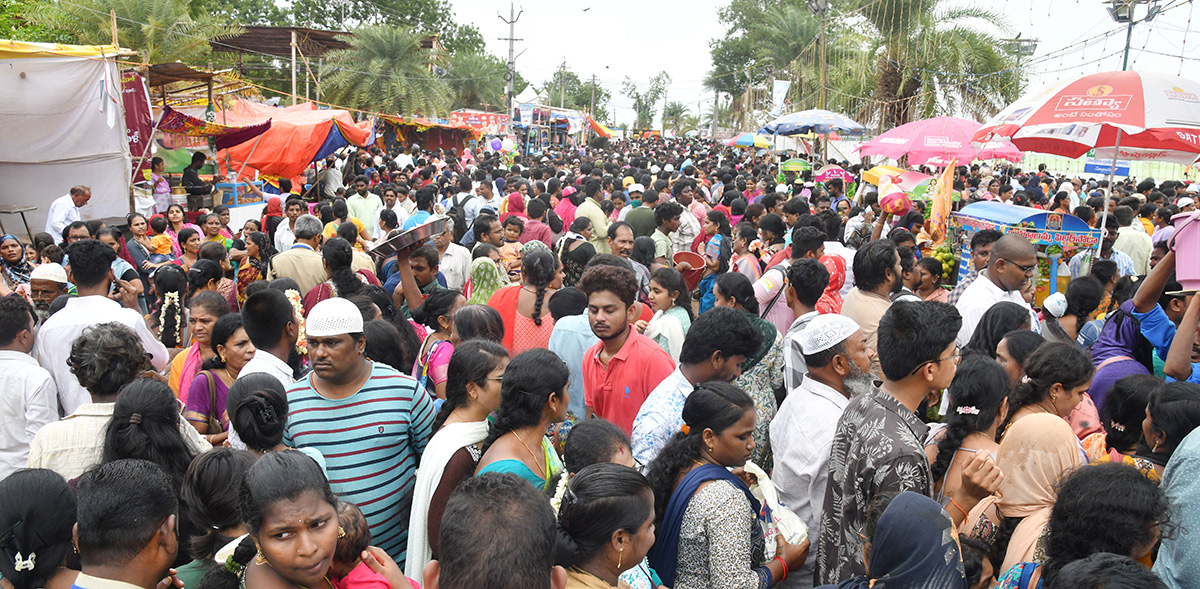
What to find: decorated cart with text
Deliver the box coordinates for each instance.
[949,201,1102,302]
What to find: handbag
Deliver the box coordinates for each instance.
[743,461,808,559]
[199,370,223,433]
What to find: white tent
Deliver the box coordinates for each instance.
[0,41,131,235]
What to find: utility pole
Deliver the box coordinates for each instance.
[590,74,596,118]
[559,61,567,108]
[498,3,523,136]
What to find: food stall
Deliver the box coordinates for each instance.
[947,202,1101,302]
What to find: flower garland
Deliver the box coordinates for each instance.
[159,291,182,347]
[549,471,570,514]
[284,289,307,355]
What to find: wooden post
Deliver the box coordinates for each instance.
[290,30,297,106]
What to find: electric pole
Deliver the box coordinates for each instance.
[498,3,523,136]
[559,61,567,108]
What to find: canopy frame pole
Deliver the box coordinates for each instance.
[231,133,265,183]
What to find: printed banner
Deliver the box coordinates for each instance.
[929,159,954,246]
[770,80,792,117]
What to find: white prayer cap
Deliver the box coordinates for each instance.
[800,314,861,355]
[30,262,68,284]
[306,298,363,337]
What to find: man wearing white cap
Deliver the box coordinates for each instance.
[770,314,873,589]
[282,297,435,565]
[27,262,69,325]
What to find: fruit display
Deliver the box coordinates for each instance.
[932,245,958,279]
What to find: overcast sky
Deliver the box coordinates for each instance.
[448,0,1200,128]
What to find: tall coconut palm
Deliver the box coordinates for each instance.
[661,101,688,135]
[447,52,506,111]
[26,0,241,63]
[855,0,1014,128]
[321,25,452,116]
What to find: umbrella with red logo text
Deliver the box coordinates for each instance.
[971,70,1200,164]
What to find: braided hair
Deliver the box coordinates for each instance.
[931,355,1009,483]
[483,348,569,451]
[321,237,362,298]
[523,248,557,326]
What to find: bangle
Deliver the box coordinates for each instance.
[773,555,789,581]
[949,497,969,519]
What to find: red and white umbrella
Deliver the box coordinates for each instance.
[972,70,1200,164]
[857,116,1023,165]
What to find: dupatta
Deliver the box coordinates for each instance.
[648,464,760,588]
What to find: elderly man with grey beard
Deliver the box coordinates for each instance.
[27,263,69,325]
[768,314,875,589]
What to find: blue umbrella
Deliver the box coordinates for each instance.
[759,109,865,136]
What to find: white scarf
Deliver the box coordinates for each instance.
[404,420,490,579]
[643,309,685,362]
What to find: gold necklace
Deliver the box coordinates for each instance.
[513,430,546,478]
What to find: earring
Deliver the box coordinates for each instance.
[1050,392,1058,403]
[1154,440,1162,452]
[617,546,623,570]
[337,526,346,538]
[254,549,269,566]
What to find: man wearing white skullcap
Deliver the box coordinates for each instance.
[282,296,435,562]
[769,314,873,589]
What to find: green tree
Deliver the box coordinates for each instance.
[623,72,671,130]
[320,25,452,116]
[448,52,506,111]
[0,0,72,42]
[286,0,482,53]
[27,0,242,63]
[661,101,688,136]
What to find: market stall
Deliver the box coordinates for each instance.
[947,202,1101,301]
[379,115,479,152]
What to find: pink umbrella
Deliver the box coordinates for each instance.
[972,70,1200,164]
[857,116,1022,165]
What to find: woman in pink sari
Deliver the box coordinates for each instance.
[167,291,229,403]
[815,253,846,314]
[554,185,580,228]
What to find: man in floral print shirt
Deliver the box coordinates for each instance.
[815,301,1003,585]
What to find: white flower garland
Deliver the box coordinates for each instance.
[284,289,307,355]
[550,471,571,514]
[159,291,182,347]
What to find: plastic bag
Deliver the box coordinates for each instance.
[744,461,807,559]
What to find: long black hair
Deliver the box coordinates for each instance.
[322,237,362,298]
[631,236,657,269]
[201,313,244,371]
[650,267,694,321]
[433,340,509,432]
[523,248,557,326]
[931,355,1009,483]
[154,264,188,348]
[645,382,754,529]
[181,448,257,560]
[1100,375,1160,453]
[411,288,462,332]
[199,451,337,589]
[226,373,288,452]
[103,379,194,491]
[0,470,76,589]
[555,463,653,568]
[715,267,759,315]
[964,301,1029,359]
[483,348,569,450]
[1146,382,1200,458]
[998,342,1094,440]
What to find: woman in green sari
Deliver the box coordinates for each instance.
[712,272,784,471]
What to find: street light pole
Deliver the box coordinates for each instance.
[498,3,523,137]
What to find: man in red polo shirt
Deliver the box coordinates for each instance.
[578,262,675,435]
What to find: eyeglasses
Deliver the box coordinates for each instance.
[1002,258,1037,276]
[907,345,962,376]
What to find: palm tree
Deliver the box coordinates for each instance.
[855,0,1014,128]
[26,0,241,63]
[447,52,506,111]
[321,25,452,117]
[661,101,688,136]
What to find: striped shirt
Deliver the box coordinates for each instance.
[284,362,435,565]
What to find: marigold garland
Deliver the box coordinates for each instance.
[284,289,307,355]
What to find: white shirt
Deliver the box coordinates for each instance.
[240,349,295,389]
[631,367,694,469]
[33,295,169,415]
[373,204,409,240]
[954,270,1029,346]
[45,194,81,243]
[438,242,471,291]
[275,220,296,252]
[0,350,57,481]
[770,374,851,589]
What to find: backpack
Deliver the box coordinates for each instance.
[446,192,471,244]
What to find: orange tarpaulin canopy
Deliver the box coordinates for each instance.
[216,99,373,179]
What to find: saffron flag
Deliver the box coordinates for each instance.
[929,159,955,246]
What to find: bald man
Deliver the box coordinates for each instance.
[954,234,1037,346]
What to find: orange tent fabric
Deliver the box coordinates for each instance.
[216,99,373,179]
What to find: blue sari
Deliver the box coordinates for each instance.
[648,463,761,588]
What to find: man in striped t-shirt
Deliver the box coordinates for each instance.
[283,298,435,566]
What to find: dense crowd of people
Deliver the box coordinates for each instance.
[2,134,1200,589]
